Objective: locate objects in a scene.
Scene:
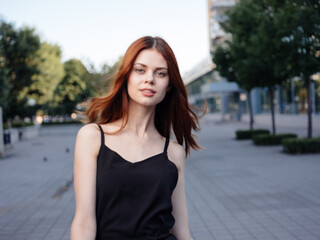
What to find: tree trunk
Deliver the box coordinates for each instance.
[306,76,312,138]
[247,90,254,130]
[269,87,276,134]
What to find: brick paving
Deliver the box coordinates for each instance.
[0,125,77,240]
[0,121,319,240]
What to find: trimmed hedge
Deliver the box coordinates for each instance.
[252,133,297,145]
[235,129,270,140]
[2,122,34,129]
[12,122,34,128]
[42,120,82,125]
[282,137,320,154]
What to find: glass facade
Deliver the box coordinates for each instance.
[186,72,320,116]
[186,70,219,96]
[255,80,319,115]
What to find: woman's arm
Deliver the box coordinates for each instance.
[71,124,100,240]
[168,142,193,240]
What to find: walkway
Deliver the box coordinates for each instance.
[0,122,319,240]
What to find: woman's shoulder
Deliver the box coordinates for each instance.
[77,123,101,138]
[74,123,102,158]
[167,139,186,171]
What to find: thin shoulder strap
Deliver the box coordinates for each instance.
[163,137,169,153]
[96,124,104,145]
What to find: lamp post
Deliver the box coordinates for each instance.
[27,98,36,122]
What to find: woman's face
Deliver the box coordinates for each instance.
[127,49,170,107]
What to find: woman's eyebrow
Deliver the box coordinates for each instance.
[134,63,168,70]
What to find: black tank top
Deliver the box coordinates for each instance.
[95,124,178,240]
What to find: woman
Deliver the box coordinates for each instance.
[71,36,202,240]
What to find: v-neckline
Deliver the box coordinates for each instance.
[103,143,164,164]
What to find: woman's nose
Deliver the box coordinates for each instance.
[145,71,154,83]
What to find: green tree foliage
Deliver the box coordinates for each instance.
[213,1,273,130]
[224,0,291,134]
[0,20,40,120]
[213,0,319,134]
[0,47,10,109]
[53,59,89,115]
[86,61,110,97]
[0,19,125,119]
[86,56,123,97]
[274,0,320,138]
[213,45,256,130]
[28,42,64,106]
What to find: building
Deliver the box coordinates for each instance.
[183,0,320,122]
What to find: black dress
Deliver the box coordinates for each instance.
[95,124,178,240]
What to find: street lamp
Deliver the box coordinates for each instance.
[27,98,36,122]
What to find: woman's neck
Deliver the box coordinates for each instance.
[125,101,157,138]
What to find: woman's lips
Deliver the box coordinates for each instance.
[140,89,156,97]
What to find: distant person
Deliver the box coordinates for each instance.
[71,36,203,240]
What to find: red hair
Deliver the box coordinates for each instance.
[82,36,202,155]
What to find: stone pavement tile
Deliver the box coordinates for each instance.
[1,122,320,240]
[61,232,71,240]
[25,233,47,240]
[191,230,216,240]
[0,125,79,240]
[186,121,320,240]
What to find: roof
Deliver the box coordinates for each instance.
[182,55,215,85]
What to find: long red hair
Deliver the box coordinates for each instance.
[82,36,202,155]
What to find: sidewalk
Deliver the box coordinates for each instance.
[0,125,79,240]
[0,122,319,240]
[187,119,320,240]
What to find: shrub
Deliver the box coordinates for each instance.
[12,122,34,128]
[235,129,270,140]
[41,120,82,126]
[3,123,8,130]
[282,137,320,154]
[253,133,298,145]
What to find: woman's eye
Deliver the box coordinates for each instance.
[135,68,144,73]
[156,72,167,77]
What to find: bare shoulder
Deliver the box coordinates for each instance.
[75,123,101,156]
[77,123,101,140]
[167,140,187,172]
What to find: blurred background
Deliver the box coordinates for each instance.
[0,0,319,137]
[0,1,320,239]
[0,0,209,127]
[0,0,319,134]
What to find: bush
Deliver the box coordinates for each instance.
[252,133,297,145]
[235,129,270,139]
[41,120,82,126]
[2,122,34,129]
[12,122,34,128]
[3,123,8,130]
[282,137,320,154]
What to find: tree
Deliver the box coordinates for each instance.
[218,0,292,134]
[213,44,257,130]
[0,20,40,121]
[53,59,89,115]
[27,42,64,108]
[0,48,10,110]
[86,56,123,97]
[274,0,320,138]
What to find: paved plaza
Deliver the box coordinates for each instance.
[0,120,319,240]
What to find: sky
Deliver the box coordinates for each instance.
[0,0,210,75]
